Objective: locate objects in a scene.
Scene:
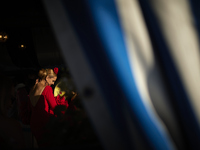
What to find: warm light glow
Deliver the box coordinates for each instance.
[19,44,26,49]
[0,32,8,42]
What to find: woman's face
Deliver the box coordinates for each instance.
[46,76,57,86]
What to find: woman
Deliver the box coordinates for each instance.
[29,68,64,147]
[0,74,25,149]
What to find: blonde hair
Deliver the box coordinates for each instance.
[37,68,57,81]
[46,68,57,78]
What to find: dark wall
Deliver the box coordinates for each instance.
[0,0,65,72]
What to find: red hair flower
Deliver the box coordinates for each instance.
[54,67,59,74]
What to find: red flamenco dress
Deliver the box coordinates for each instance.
[29,85,68,147]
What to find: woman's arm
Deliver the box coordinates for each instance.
[45,86,57,110]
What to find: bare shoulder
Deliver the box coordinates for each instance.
[31,83,46,95]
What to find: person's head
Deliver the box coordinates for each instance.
[38,68,58,86]
[46,68,57,86]
[0,74,15,117]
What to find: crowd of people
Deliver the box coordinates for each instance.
[0,67,100,149]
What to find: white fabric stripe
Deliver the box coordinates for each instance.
[149,0,200,124]
[115,0,178,149]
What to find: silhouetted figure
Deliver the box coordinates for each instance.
[0,74,25,149]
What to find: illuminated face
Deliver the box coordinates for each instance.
[46,76,57,86]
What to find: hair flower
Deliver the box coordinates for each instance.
[54,67,59,75]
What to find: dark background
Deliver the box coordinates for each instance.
[0,0,65,76]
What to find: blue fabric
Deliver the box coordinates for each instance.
[86,1,174,150]
[60,0,200,149]
[61,1,135,149]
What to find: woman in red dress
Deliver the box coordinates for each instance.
[29,68,66,147]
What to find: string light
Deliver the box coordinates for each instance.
[19,44,26,50]
[0,32,8,42]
